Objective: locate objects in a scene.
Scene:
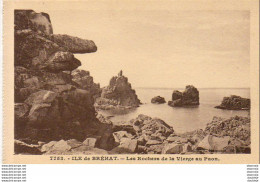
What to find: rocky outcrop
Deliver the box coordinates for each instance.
[108,114,250,154]
[215,95,250,110]
[14,10,115,152]
[71,69,101,99]
[168,85,199,107]
[151,96,166,104]
[95,71,141,110]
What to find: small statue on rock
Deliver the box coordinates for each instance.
[118,70,123,77]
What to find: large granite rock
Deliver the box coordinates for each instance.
[15,10,53,35]
[95,71,141,110]
[168,85,199,107]
[49,34,97,53]
[14,10,114,151]
[151,96,166,104]
[215,95,250,110]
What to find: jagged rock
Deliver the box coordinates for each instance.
[95,71,141,110]
[49,34,97,53]
[215,95,250,110]
[71,69,101,98]
[15,10,53,34]
[43,51,81,72]
[168,85,199,107]
[162,143,183,154]
[151,96,166,104]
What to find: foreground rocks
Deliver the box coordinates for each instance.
[14,10,115,150]
[109,114,250,154]
[15,113,251,154]
[95,71,141,110]
[151,96,166,104]
[168,85,199,107]
[215,95,250,110]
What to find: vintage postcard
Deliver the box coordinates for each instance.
[3,0,259,164]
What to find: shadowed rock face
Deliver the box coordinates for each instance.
[71,69,101,99]
[14,10,114,150]
[168,85,199,107]
[215,95,250,110]
[95,71,141,110]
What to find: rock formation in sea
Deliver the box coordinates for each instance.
[168,85,199,107]
[215,95,250,110]
[14,10,114,152]
[95,70,141,110]
[151,96,166,104]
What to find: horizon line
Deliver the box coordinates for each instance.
[134,87,250,90]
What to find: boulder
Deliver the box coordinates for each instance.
[168,85,199,107]
[113,131,133,143]
[151,96,166,104]
[41,141,58,152]
[49,34,97,53]
[43,51,81,72]
[110,138,138,154]
[197,135,230,151]
[129,115,174,138]
[215,95,250,110]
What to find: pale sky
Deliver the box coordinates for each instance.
[36,9,250,88]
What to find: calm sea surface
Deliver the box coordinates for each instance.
[98,88,250,133]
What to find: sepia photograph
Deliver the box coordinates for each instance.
[2,0,258,165]
[13,8,251,156]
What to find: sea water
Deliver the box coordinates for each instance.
[98,88,250,133]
